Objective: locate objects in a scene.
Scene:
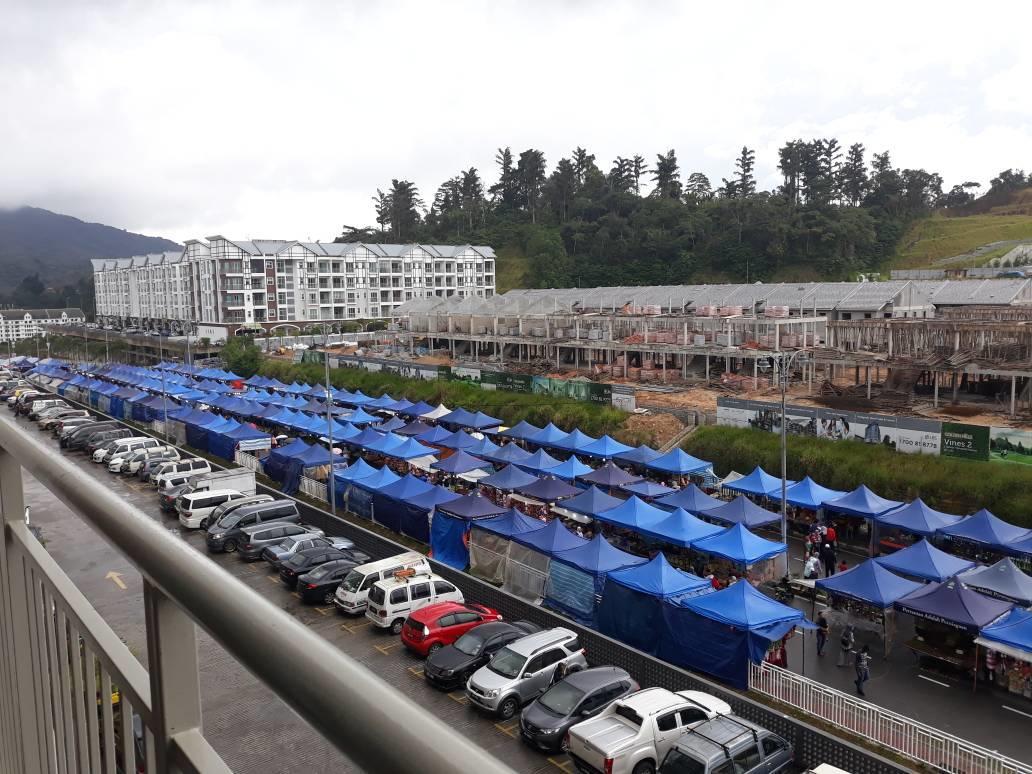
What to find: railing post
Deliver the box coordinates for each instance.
[144,580,203,774]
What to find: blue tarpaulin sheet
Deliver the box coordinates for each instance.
[430,511,472,569]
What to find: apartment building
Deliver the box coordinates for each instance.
[0,308,86,343]
[92,238,496,332]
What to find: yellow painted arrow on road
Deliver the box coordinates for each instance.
[105,571,127,590]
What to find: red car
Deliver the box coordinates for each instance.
[401,602,502,657]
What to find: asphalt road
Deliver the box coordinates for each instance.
[17,415,575,774]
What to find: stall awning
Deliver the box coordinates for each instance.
[823,485,902,518]
[874,539,976,583]
[895,579,1014,633]
[816,559,922,608]
[975,608,1032,662]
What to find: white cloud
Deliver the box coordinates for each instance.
[1,0,1030,243]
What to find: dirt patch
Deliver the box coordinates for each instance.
[413,354,453,365]
[621,412,685,448]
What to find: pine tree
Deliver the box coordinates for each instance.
[572,147,597,188]
[608,157,635,194]
[650,149,682,198]
[460,168,485,230]
[839,143,868,207]
[631,155,648,195]
[685,172,712,201]
[489,147,519,209]
[388,179,423,241]
[516,149,547,224]
[544,158,577,222]
[371,189,391,238]
[735,146,756,198]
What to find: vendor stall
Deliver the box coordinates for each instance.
[579,434,634,461]
[937,509,1032,563]
[397,485,461,544]
[597,553,711,655]
[480,464,539,494]
[975,609,1032,700]
[577,461,642,490]
[469,509,546,584]
[823,485,903,553]
[527,423,569,449]
[874,539,975,583]
[654,484,723,515]
[959,559,1032,607]
[691,523,787,584]
[699,495,781,529]
[517,448,563,475]
[636,507,725,549]
[503,519,587,603]
[495,420,543,442]
[722,465,784,497]
[429,493,507,570]
[544,534,646,626]
[484,442,534,466]
[372,474,436,533]
[875,498,963,552]
[346,466,401,519]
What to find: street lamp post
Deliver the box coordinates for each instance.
[320,324,336,518]
[776,349,810,566]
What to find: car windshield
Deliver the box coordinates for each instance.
[453,631,486,657]
[657,749,706,774]
[307,564,333,581]
[340,571,363,592]
[537,682,585,717]
[219,514,241,529]
[487,647,525,679]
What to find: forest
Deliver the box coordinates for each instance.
[341,143,1031,288]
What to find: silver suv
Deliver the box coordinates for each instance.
[466,627,588,719]
[659,715,793,774]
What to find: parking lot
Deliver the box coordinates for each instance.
[17,414,576,774]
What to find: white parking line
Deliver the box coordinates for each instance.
[918,674,950,688]
[1002,705,1032,719]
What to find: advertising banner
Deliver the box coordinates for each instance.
[989,427,1032,465]
[940,422,990,461]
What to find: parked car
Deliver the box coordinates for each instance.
[197,499,300,536]
[466,627,589,720]
[262,532,358,570]
[137,452,188,480]
[520,667,638,754]
[51,416,95,435]
[93,437,160,463]
[152,458,211,486]
[82,429,134,455]
[177,490,247,533]
[39,409,89,430]
[238,522,322,561]
[658,715,793,774]
[401,602,503,657]
[158,479,197,511]
[365,572,463,634]
[202,494,275,532]
[122,447,179,475]
[296,559,362,604]
[332,552,430,615]
[61,421,120,449]
[19,395,60,416]
[30,402,71,421]
[566,687,732,774]
[279,547,353,589]
[423,621,541,692]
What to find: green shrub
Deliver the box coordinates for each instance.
[684,426,1032,527]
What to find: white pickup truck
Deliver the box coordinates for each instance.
[567,688,732,774]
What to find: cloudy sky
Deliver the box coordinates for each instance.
[2,0,1029,243]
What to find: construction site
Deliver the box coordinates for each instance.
[391,279,1032,426]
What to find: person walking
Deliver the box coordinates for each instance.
[854,645,871,696]
[837,625,855,667]
[816,612,829,657]
[803,552,820,580]
[820,542,837,577]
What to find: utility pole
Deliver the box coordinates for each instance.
[323,324,336,518]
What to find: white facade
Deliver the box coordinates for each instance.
[0,309,86,343]
[93,238,496,330]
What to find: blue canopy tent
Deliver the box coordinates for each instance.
[398,486,461,543]
[183,411,223,450]
[430,494,507,569]
[415,425,453,445]
[874,539,976,583]
[504,519,587,602]
[465,436,501,458]
[365,393,397,410]
[347,427,385,448]
[469,508,546,583]
[722,466,783,497]
[782,477,845,510]
[480,465,539,493]
[342,407,379,426]
[598,554,711,654]
[548,428,597,454]
[374,416,408,433]
[620,480,676,499]
[527,423,569,448]
[578,461,641,489]
[280,443,336,496]
[383,437,438,461]
[109,387,145,419]
[816,559,922,609]
[383,398,415,413]
[467,411,503,430]
[262,438,311,483]
[544,534,646,625]
[363,432,407,457]
[645,449,711,476]
[514,476,581,503]
[208,423,270,461]
[430,450,491,475]
[484,442,534,466]
[692,524,787,578]
[875,498,963,538]
[372,474,436,533]
[398,400,435,418]
[823,485,903,519]
[546,456,594,481]
[555,486,624,520]
[975,608,1032,663]
[895,580,1013,634]
[959,559,1032,606]
[654,484,723,515]
[496,420,543,441]
[937,509,1031,554]
[659,581,811,688]
[579,435,634,460]
[595,496,667,531]
[636,508,725,548]
[437,407,477,428]
[397,420,434,437]
[614,444,663,467]
[347,466,402,519]
[699,496,781,529]
[331,459,379,508]
[517,448,562,474]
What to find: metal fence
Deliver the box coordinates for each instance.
[299,476,328,502]
[233,450,262,473]
[749,661,1032,774]
[0,412,515,774]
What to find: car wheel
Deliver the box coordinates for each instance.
[427,642,442,657]
[632,761,655,774]
[223,539,238,553]
[497,696,519,720]
[390,619,404,635]
[199,518,209,529]
[323,590,335,605]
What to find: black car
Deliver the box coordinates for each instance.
[61,421,120,448]
[519,666,638,754]
[279,547,350,589]
[297,559,359,604]
[423,620,541,691]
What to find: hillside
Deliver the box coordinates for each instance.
[893,188,1032,269]
[0,206,181,288]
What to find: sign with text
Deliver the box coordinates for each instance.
[940,422,990,461]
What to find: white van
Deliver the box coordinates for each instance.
[365,571,463,634]
[334,552,430,615]
[108,445,177,474]
[153,458,211,487]
[123,447,180,475]
[93,436,159,463]
[175,489,247,528]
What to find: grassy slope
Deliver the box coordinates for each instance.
[894,213,1032,268]
[494,245,530,292]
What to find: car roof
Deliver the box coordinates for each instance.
[560,666,630,691]
[374,571,447,588]
[305,558,356,573]
[182,488,239,500]
[232,500,294,517]
[503,627,576,655]
[409,601,471,623]
[669,715,768,761]
[617,687,686,715]
[241,520,305,536]
[295,546,344,559]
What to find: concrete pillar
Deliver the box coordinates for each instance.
[1011,375,1017,417]
[933,371,939,408]
[866,367,872,399]
[705,354,710,382]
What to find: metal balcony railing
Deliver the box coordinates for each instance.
[0,412,515,774]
